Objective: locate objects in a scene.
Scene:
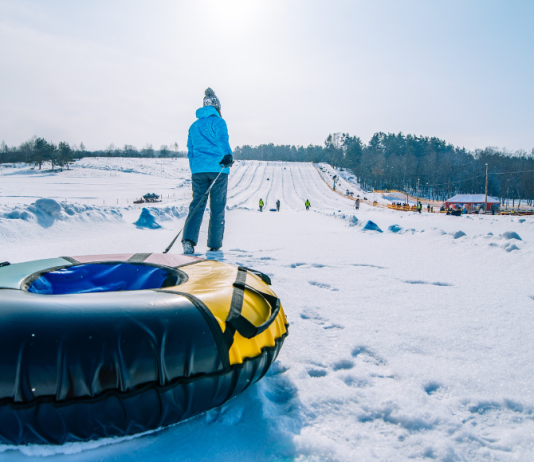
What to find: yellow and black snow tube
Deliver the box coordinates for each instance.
[0,253,288,445]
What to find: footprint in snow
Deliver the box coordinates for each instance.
[308,281,339,291]
[351,346,385,364]
[332,359,354,371]
[262,374,298,405]
[402,280,453,287]
[351,263,386,269]
[423,381,443,396]
[465,398,525,415]
[322,323,344,330]
[288,262,329,268]
[307,368,328,378]
[351,346,395,380]
[300,307,344,330]
[341,375,369,388]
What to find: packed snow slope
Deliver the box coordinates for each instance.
[1,159,534,462]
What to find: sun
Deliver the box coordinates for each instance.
[202,0,264,32]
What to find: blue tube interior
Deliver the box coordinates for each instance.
[28,263,174,294]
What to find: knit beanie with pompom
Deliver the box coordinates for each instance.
[203,88,221,112]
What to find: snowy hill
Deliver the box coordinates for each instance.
[1,158,534,461]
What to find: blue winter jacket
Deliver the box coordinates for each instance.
[187,106,232,174]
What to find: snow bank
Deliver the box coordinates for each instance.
[0,199,123,226]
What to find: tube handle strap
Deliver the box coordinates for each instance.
[238,266,271,285]
[224,268,280,346]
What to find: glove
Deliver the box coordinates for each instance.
[219,154,234,168]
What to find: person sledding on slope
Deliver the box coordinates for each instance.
[276,199,280,211]
[305,199,311,210]
[182,88,234,254]
[259,198,264,212]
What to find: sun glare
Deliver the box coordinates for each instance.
[203,0,264,32]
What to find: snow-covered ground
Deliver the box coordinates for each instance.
[1,158,534,461]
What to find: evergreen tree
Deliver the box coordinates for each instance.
[32,138,48,169]
[57,142,75,170]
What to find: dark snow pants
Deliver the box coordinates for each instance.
[183,172,228,248]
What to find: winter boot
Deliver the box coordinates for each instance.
[182,240,195,255]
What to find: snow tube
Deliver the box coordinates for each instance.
[0,253,288,445]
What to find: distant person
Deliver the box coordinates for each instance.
[305,199,311,211]
[355,198,360,210]
[276,199,280,212]
[182,88,233,254]
[427,204,430,212]
[417,201,422,213]
[259,198,264,212]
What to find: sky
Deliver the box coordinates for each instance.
[0,0,533,152]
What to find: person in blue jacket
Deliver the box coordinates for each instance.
[182,88,233,254]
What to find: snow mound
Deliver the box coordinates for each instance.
[0,200,123,226]
[362,220,383,232]
[388,224,402,233]
[35,198,62,216]
[428,227,447,236]
[139,206,187,221]
[502,242,520,252]
[399,228,416,234]
[502,231,521,240]
[134,208,162,229]
[452,230,466,239]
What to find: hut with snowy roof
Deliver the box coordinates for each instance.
[444,194,500,211]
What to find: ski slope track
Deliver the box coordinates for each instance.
[1,158,534,461]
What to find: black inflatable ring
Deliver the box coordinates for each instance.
[0,253,288,445]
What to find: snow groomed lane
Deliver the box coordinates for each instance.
[226,161,359,213]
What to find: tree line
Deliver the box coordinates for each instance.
[2,134,533,204]
[234,133,534,206]
[0,138,77,171]
[0,138,185,169]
